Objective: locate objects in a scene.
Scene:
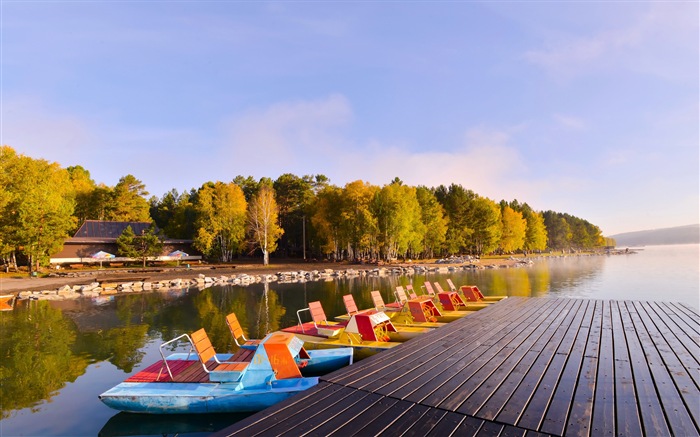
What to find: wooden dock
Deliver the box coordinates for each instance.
[215,297,700,436]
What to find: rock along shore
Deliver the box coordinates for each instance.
[1,256,542,302]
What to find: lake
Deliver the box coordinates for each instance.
[1,244,697,436]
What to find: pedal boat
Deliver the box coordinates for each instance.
[389,286,473,323]
[98,329,353,414]
[280,301,403,360]
[423,282,490,311]
[0,294,15,311]
[334,293,445,330]
[445,278,508,302]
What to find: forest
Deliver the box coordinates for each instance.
[0,146,609,270]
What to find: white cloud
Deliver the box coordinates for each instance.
[219,94,353,176]
[523,3,698,80]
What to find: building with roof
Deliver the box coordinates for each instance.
[49,220,201,266]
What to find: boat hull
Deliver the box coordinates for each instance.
[290,333,400,360]
[334,313,445,329]
[99,378,319,414]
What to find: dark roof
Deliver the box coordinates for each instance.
[73,220,154,238]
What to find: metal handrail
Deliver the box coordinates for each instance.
[296,307,313,333]
[158,333,195,380]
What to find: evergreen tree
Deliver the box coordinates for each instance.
[116,224,163,268]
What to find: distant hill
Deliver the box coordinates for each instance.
[609,224,700,247]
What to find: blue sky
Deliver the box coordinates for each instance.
[2,2,698,236]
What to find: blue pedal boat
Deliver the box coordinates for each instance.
[99,329,353,414]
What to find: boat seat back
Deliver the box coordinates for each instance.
[395,286,409,305]
[423,282,436,297]
[434,282,446,293]
[343,294,359,315]
[226,313,246,341]
[309,301,329,325]
[226,313,260,349]
[191,328,216,364]
[371,291,385,310]
[405,284,418,300]
[446,278,457,292]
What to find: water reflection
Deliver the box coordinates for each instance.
[2,247,697,435]
[0,300,87,418]
[98,412,251,437]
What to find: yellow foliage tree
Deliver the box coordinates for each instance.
[500,206,527,253]
[247,185,284,265]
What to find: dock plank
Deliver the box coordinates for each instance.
[590,300,615,437]
[347,399,418,436]
[609,300,643,437]
[425,411,465,437]
[329,397,400,436]
[454,298,571,415]
[630,300,699,436]
[286,389,375,436]
[214,297,700,437]
[411,299,561,407]
[517,300,591,432]
[371,300,543,401]
[619,300,671,436]
[492,299,584,424]
[564,299,603,436]
[460,299,579,418]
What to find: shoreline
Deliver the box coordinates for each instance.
[0,257,531,297]
[0,250,623,299]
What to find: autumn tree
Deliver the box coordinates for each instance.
[523,208,548,252]
[339,180,378,261]
[193,182,247,262]
[116,224,163,267]
[372,181,424,261]
[247,185,284,265]
[66,165,97,231]
[106,175,151,222]
[500,205,527,253]
[0,147,76,274]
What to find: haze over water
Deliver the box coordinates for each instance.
[1,244,697,436]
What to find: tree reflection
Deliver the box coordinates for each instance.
[0,301,87,418]
[189,282,286,351]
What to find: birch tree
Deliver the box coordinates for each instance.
[247,185,283,266]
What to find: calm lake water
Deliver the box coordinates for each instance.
[1,244,698,436]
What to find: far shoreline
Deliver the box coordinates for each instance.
[0,251,617,296]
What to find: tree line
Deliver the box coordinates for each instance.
[0,146,608,271]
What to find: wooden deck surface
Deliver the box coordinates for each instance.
[215,297,700,436]
[124,346,255,383]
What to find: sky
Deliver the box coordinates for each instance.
[2,2,698,236]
